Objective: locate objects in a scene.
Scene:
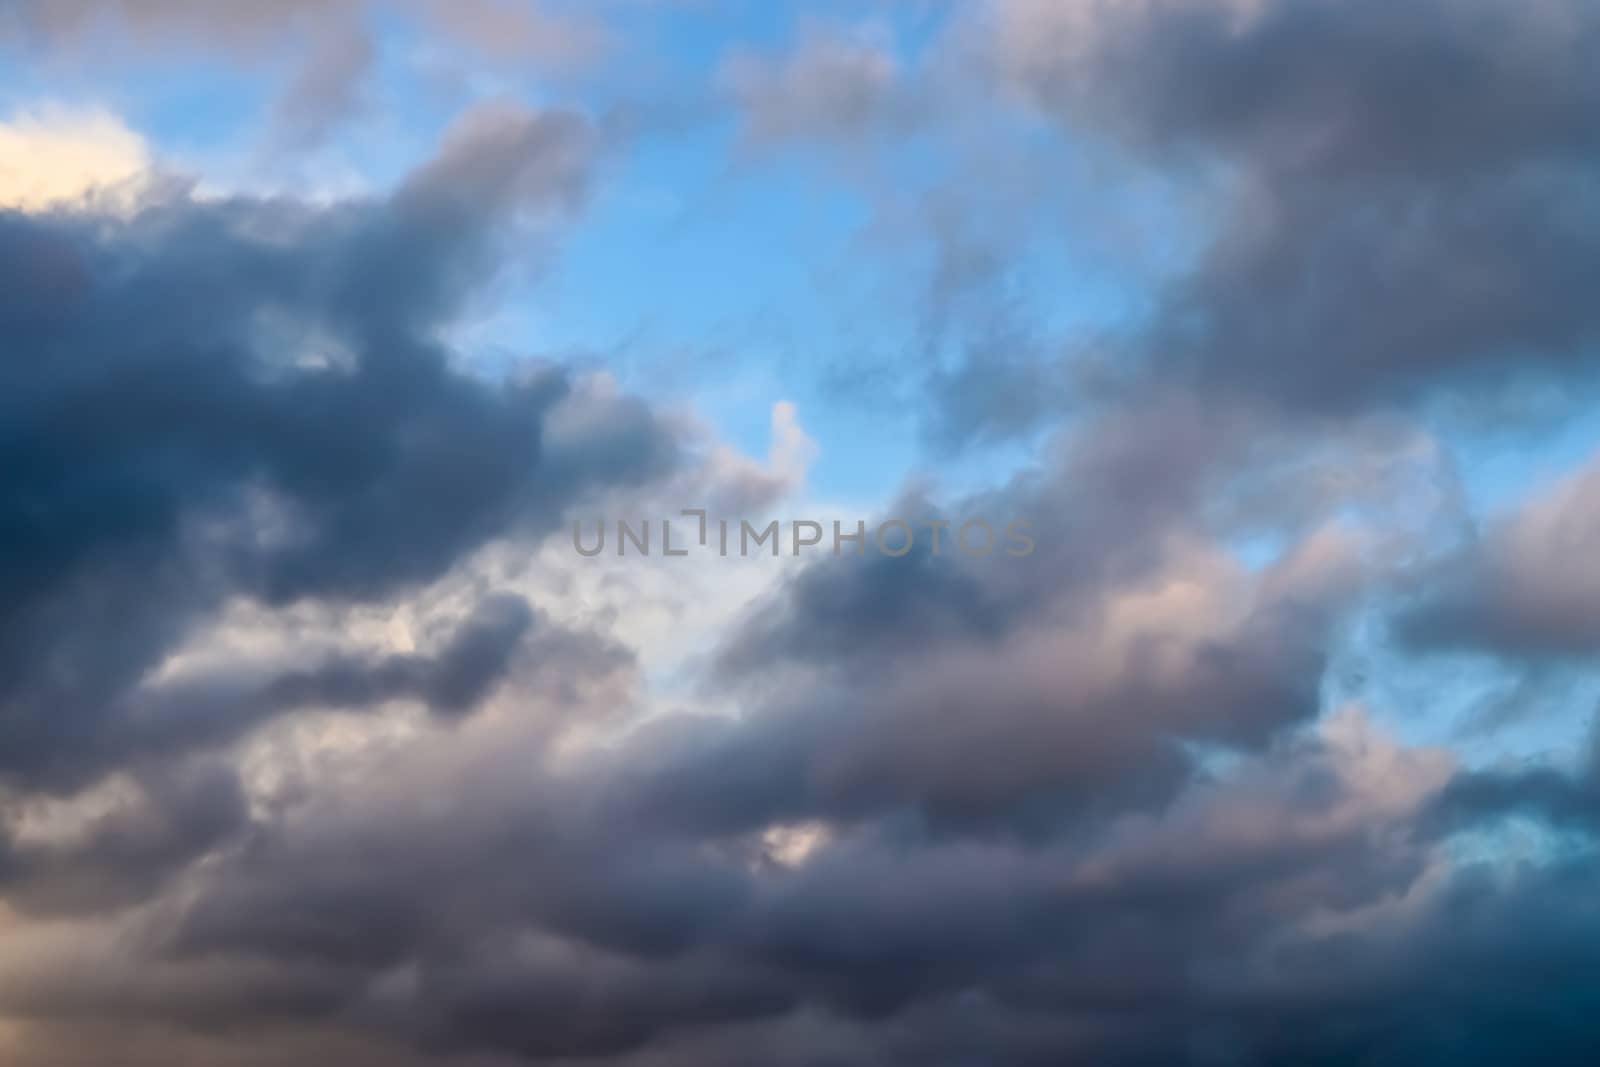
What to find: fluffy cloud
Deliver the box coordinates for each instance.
[989,0,1600,411]
[0,99,673,794]
[0,107,149,211]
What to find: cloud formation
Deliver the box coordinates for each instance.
[991,0,1600,412]
[0,107,149,211]
[3,2,1600,1066]
[0,99,672,793]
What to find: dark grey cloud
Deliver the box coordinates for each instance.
[1433,761,1600,836]
[987,0,1600,415]
[83,593,581,778]
[648,413,1355,840]
[995,0,1600,181]
[1147,170,1600,411]
[10,693,1592,1067]
[263,594,537,717]
[0,101,674,793]
[0,761,249,916]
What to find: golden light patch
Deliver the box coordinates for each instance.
[0,106,149,211]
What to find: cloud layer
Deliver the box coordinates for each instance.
[3,2,1600,1065]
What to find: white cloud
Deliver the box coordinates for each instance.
[0,105,149,211]
[768,399,821,488]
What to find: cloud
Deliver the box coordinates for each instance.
[725,1,1600,438]
[0,99,674,793]
[0,106,149,211]
[0,761,249,916]
[723,26,916,146]
[682,404,1368,836]
[5,2,1600,1065]
[267,15,376,151]
[3,0,605,63]
[411,0,610,68]
[12,680,1592,1066]
[1398,451,1600,658]
[1,0,338,52]
[984,0,1600,413]
[2,2,610,157]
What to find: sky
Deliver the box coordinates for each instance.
[2,1,1600,1064]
